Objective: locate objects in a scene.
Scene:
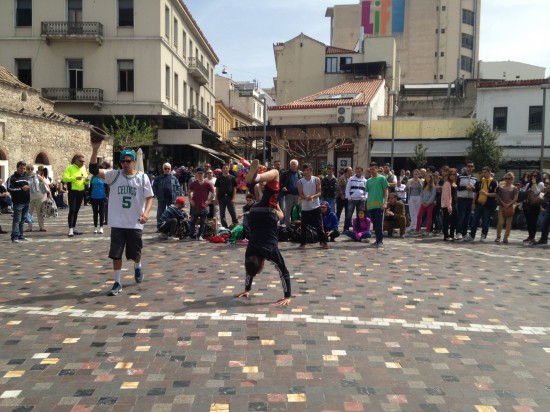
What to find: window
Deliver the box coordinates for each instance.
[340,56,352,73]
[15,59,32,87]
[462,9,475,25]
[118,60,134,92]
[118,0,134,27]
[325,57,337,73]
[183,81,187,111]
[165,6,170,38]
[173,18,178,48]
[68,0,82,23]
[462,33,474,50]
[435,52,438,57]
[67,60,83,89]
[439,75,444,80]
[441,5,446,11]
[460,55,473,72]
[440,52,444,57]
[165,65,170,100]
[16,0,32,26]
[435,28,438,34]
[528,106,543,131]
[182,31,187,57]
[493,107,508,132]
[174,73,179,106]
[441,28,446,34]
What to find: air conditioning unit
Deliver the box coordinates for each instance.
[336,106,352,123]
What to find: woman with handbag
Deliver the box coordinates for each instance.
[524,171,545,244]
[495,172,518,244]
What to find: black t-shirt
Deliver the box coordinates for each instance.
[248,207,278,253]
[215,174,237,198]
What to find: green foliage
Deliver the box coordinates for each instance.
[103,115,156,150]
[410,143,428,168]
[465,120,505,172]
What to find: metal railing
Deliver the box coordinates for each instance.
[41,88,104,102]
[41,21,103,38]
[188,107,209,125]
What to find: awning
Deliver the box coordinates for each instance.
[188,144,228,162]
[371,139,470,157]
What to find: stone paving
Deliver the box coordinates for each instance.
[0,197,549,412]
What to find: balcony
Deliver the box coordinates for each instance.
[188,57,209,85]
[188,107,209,126]
[41,21,104,45]
[41,88,104,102]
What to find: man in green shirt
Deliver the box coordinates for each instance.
[365,162,389,247]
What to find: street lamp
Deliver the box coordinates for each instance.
[389,90,398,170]
[540,84,550,175]
[261,94,267,165]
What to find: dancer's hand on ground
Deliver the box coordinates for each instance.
[234,291,250,299]
[275,298,291,306]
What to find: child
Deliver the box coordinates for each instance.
[238,193,256,238]
[234,160,291,306]
[344,209,372,241]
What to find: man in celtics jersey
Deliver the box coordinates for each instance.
[89,141,154,296]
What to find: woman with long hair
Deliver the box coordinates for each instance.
[406,169,423,232]
[344,209,372,242]
[415,173,437,236]
[524,171,545,244]
[441,168,458,241]
[495,172,518,244]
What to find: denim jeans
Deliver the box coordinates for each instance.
[156,199,170,225]
[11,202,29,241]
[189,209,208,238]
[457,197,473,236]
[538,202,550,242]
[218,196,238,227]
[369,208,384,245]
[469,204,493,239]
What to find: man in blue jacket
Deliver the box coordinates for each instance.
[320,200,340,241]
[152,163,180,225]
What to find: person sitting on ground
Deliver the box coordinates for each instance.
[320,200,340,241]
[157,197,189,240]
[235,159,292,306]
[383,193,408,238]
[238,193,256,239]
[0,178,13,213]
[344,208,372,242]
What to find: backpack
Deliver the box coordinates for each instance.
[205,219,217,238]
[278,225,289,242]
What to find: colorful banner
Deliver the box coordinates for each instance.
[361,0,405,35]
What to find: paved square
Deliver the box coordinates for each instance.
[1,199,549,411]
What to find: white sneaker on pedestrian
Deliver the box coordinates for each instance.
[455,233,463,240]
[480,234,487,242]
[99,227,104,234]
[93,227,99,234]
[198,236,204,241]
[463,234,473,241]
[68,228,74,237]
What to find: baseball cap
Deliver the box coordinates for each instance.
[195,167,205,173]
[120,149,136,161]
[175,197,185,207]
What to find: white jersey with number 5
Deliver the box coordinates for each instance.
[105,170,154,229]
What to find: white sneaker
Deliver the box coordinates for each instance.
[463,234,473,241]
[198,236,204,241]
[480,234,487,242]
[68,228,74,237]
[93,227,99,234]
[99,227,104,234]
[455,233,463,240]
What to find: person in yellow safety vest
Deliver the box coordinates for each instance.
[62,154,89,236]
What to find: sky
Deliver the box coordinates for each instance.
[185,0,550,89]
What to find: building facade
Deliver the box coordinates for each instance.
[476,79,550,168]
[478,61,546,81]
[326,0,481,85]
[0,66,109,182]
[0,0,225,169]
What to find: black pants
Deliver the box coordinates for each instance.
[91,199,105,227]
[219,196,238,227]
[526,204,540,238]
[336,197,348,229]
[67,190,85,228]
[442,206,458,239]
[300,207,327,245]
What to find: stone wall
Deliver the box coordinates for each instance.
[0,79,112,181]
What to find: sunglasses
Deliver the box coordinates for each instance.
[120,159,133,164]
[505,177,513,180]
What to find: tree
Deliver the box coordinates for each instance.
[270,130,352,164]
[103,115,156,150]
[410,143,428,168]
[465,120,505,172]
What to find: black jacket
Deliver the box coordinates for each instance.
[8,172,30,204]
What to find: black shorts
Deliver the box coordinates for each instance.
[108,227,143,261]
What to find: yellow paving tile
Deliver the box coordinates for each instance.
[4,370,25,378]
[115,362,133,369]
[120,381,139,389]
[287,393,307,402]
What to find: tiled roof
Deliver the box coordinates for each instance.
[326,46,358,54]
[0,66,35,91]
[478,79,550,89]
[270,79,384,111]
